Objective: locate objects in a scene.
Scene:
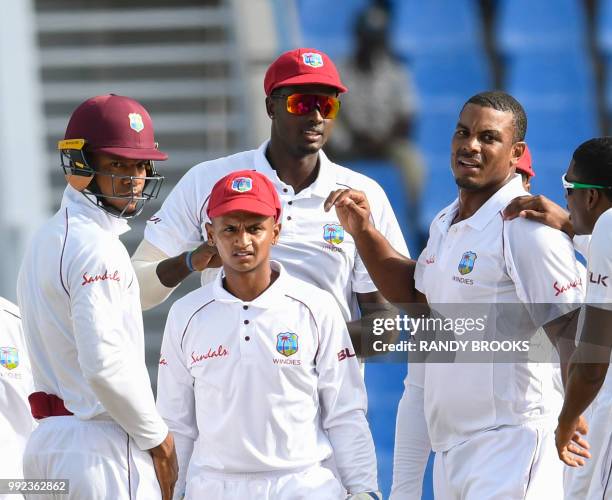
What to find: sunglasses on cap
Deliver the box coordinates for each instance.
[272,93,341,119]
[561,173,612,195]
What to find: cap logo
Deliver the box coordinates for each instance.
[302,52,324,68]
[231,177,253,193]
[129,113,144,133]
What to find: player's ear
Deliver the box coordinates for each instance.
[272,222,281,244]
[510,141,526,167]
[265,97,275,119]
[205,222,215,245]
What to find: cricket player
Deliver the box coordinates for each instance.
[156,170,380,500]
[16,95,177,499]
[0,297,35,499]
[326,91,584,499]
[505,137,612,498]
[131,47,408,355]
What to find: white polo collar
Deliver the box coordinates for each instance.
[253,141,337,198]
[436,174,527,232]
[211,260,289,308]
[61,185,130,236]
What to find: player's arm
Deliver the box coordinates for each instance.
[556,305,610,466]
[315,296,380,496]
[348,291,398,357]
[156,304,198,500]
[389,364,431,500]
[325,189,418,304]
[69,243,178,498]
[69,244,169,450]
[132,165,221,310]
[132,238,220,310]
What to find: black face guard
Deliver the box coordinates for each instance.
[59,146,164,219]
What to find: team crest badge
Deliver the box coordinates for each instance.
[276,332,298,357]
[231,177,253,193]
[128,113,145,133]
[302,52,324,68]
[458,251,477,275]
[0,346,19,370]
[323,224,344,245]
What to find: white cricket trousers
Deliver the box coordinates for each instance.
[22,416,161,500]
[184,464,345,500]
[433,423,564,500]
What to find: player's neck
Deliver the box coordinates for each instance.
[222,264,279,302]
[265,143,320,194]
[454,177,512,224]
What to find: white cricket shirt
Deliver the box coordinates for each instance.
[156,261,378,494]
[16,186,167,450]
[0,297,35,484]
[413,175,584,451]
[144,141,408,320]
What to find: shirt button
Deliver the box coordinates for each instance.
[243,305,248,310]
[288,201,293,205]
[245,336,250,341]
[244,320,249,325]
[283,188,288,193]
[287,216,292,221]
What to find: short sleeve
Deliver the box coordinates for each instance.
[504,218,584,325]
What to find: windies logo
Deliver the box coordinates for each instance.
[231,177,253,193]
[128,113,144,133]
[323,224,344,245]
[302,52,324,68]
[0,346,19,370]
[276,332,298,357]
[458,251,477,275]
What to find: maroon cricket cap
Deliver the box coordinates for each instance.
[64,94,168,161]
[207,170,282,222]
[516,145,535,177]
[264,48,348,96]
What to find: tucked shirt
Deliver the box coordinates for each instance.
[17,186,167,450]
[156,262,378,495]
[412,175,584,451]
[144,141,408,321]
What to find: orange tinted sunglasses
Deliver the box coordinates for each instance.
[273,93,341,119]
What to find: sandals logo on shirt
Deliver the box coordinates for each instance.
[0,346,19,370]
[458,251,477,275]
[323,224,344,245]
[231,177,253,193]
[276,332,298,357]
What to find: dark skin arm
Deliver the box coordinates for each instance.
[503,195,575,238]
[349,291,399,357]
[149,432,178,500]
[324,189,418,304]
[556,305,611,466]
[156,241,222,288]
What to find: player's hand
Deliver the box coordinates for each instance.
[150,432,179,500]
[555,414,591,467]
[502,195,574,238]
[190,241,222,271]
[324,189,372,238]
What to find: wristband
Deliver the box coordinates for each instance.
[185,250,196,272]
